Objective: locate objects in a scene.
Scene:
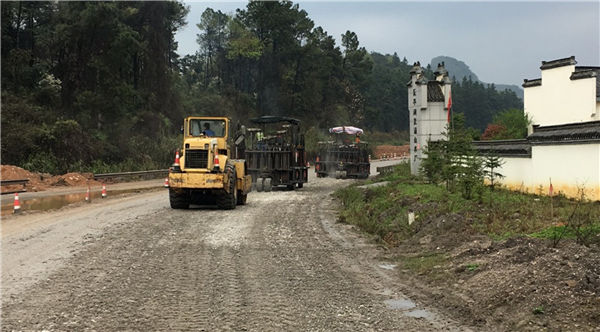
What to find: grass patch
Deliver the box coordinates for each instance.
[335,184,411,242]
[402,253,448,275]
[530,226,577,240]
[334,161,600,247]
[532,306,545,315]
[466,263,479,272]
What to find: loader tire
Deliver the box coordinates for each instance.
[169,188,189,209]
[217,164,237,210]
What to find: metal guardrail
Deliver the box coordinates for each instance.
[1,179,29,195]
[93,169,169,180]
[1,179,29,185]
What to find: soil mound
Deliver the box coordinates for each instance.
[0,165,48,192]
[45,172,100,187]
[1,165,100,192]
[393,204,600,331]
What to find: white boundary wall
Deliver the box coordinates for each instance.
[499,143,600,200]
[525,63,599,134]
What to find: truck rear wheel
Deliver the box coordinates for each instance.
[217,164,237,210]
[256,177,264,192]
[169,188,189,209]
[264,178,272,192]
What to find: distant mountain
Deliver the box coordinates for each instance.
[430,56,523,100]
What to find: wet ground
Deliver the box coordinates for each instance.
[0,179,165,216]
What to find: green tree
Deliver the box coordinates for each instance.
[494,108,530,139]
[340,30,372,126]
[421,113,484,199]
[197,8,228,87]
[420,140,445,184]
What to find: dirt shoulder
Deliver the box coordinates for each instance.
[335,167,600,331]
[386,230,600,331]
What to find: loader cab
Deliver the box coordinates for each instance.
[184,117,229,145]
[189,119,227,138]
[179,117,231,171]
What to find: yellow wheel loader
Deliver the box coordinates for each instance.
[168,117,252,209]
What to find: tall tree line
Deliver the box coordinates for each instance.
[180,2,374,130]
[1,1,187,173]
[1,1,522,174]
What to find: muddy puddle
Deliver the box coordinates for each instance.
[384,298,416,310]
[1,188,157,216]
[384,299,436,320]
[404,309,435,320]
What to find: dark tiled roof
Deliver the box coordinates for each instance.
[409,62,423,75]
[571,69,597,80]
[573,67,600,99]
[427,81,445,102]
[434,62,448,78]
[473,139,531,158]
[529,121,600,144]
[540,56,577,70]
[522,78,542,88]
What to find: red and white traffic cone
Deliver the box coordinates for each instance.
[172,150,181,171]
[164,177,169,188]
[85,186,91,203]
[13,193,21,214]
[101,184,107,198]
[174,150,180,166]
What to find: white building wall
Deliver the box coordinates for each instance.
[526,65,597,131]
[441,84,451,111]
[408,64,452,175]
[499,144,600,201]
[420,102,446,144]
[495,157,534,190]
[409,89,418,173]
[409,81,426,175]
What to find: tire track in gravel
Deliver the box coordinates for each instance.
[2,172,469,331]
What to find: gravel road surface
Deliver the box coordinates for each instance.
[2,160,470,331]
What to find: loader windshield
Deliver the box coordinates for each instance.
[189,119,226,137]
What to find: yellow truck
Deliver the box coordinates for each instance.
[168,116,252,209]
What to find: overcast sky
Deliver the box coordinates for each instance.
[175,1,599,86]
